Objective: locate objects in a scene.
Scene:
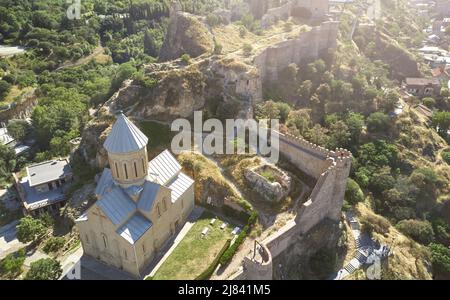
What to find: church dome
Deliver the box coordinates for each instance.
[104,112,149,187]
[103,112,148,154]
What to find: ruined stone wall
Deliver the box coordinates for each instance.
[254,21,339,83]
[242,131,351,280]
[260,0,329,28]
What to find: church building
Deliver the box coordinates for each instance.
[76,113,195,278]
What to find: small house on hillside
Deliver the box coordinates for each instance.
[14,159,73,216]
[403,77,441,98]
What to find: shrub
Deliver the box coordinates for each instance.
[242,43,253,56]
[214,41,223,55]
[396,219,435,245]
[43,237,66,253]
[360,213,390,235]
[345,178,364,205]
[0,249,26,278]
[239,26,247,38]
[423,97,436,108]
[181,54,191,64]
[25,258,62,280]
[442,151,450,165]
[219,225,249,266]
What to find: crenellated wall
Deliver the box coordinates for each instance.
[241,130,351,280]
[254,21,339,83]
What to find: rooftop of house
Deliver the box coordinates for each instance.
[26,159,72,187]
[103,112,149,154]
[405,77,440,86]
[20,177,65,211]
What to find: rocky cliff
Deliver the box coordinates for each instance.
[159,10,214,62]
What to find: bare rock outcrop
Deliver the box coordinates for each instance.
[158,9,214,62]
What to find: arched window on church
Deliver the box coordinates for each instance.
[134,161,138,177]
[101,234,108,249]
[156,203,161,218]
[115,162,119,178]
[163,197,167,212]
[124,163,128,179]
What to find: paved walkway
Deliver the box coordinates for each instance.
[331,211,375,280]
[0,220,25,260]
[145,206,205,278]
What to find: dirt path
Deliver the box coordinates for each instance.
[56,45,105,71]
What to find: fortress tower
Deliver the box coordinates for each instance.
[103,112,149,188]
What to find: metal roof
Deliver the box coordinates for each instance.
[0,127,14,145]
[103,113,148,154]
[27,159,72,187]
[148,150,182,185]
[95,169,114,197]
[167,172,194,203]
[137,181,160,212]
[116,213,152,244]
[96,186,136,225]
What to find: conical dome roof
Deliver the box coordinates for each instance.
[103,113,148,154]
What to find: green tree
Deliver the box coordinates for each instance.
[396,219,435,245]
[7,120,29,141]
[0,79,11,100]
[430,243,450,279]
[369,166,395,195]
[25,258,62,280]
[345,178,364,205]
[367,112,390,133]
[0,144,16,184]
[16,216,46,243]
[432,111,450,135]
[344,112,364,144]
[327,120,351,149]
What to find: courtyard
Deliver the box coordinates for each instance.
[151,211,234,280]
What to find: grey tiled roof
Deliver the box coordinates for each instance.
[96,186,136,226]
[137,181,160,212]
[116,213,152,244]
[148,150,181,185]
[103,113,148,154]
[95,169,113,197]
[167,172,194,203]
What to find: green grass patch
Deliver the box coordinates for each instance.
[152,211,233,280]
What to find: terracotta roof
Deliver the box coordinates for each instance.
[405,77,440,86]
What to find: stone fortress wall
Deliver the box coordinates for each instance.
[235,131,352,280]
[260,0,330,28]
[254,20,339,83]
